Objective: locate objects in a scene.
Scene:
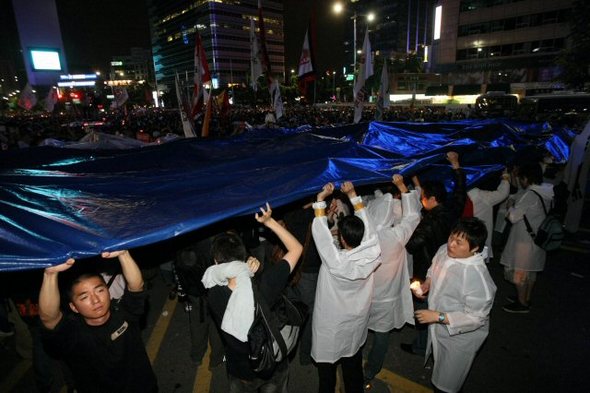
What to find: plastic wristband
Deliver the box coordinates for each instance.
[314,209,326,217]
[349,196,363,211]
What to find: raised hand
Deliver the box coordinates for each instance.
[255,202,273,225]
[340,181,356,198]
[101,250,129,259]
[44,258,75,275]
[317,183,335,202]
[446,151,460,169]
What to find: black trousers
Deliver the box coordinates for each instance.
[316,348,363,393]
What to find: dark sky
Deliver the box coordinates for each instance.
[55,0,344,76]
[56,0,151,73]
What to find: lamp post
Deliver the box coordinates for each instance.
[333,3,375,71]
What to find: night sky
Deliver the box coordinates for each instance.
[55,0,344,77]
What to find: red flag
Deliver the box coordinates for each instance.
[191,31,211,118]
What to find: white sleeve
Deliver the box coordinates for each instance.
[472,180,510,207]
[390,191,421,245]
[312,215,342,270]
[351,195,375,242]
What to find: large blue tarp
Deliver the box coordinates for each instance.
[0,119,572,271]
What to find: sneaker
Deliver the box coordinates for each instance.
[502,302,530,313]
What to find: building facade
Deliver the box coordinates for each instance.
[148,0,285,93]
[110,47,154,85]
[347,0,434,62]
[430,0,574,95]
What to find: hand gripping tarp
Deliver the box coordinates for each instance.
[0,119,571,271]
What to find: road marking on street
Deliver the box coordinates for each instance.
[560,245,590,254]
[0,358,31,393]
[377,368,433,393]
[193,345,212,393]
[146,296,178,364]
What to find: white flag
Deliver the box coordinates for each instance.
[269,78,283,120]
[18,83,37,111]
[110,87,129,109]
[353,29,373,123]
[297,29,314,79]
[250,18,263,92]
[375,59,390,121]
[175,73,196,138]
[44,87,59,113]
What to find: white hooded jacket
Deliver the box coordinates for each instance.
[311,196,381,363]
[426,245,497,393]
[366,190,421,331]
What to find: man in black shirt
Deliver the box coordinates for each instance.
[206,204,302,393]
[402,152,467,356]
[39,250,157,393]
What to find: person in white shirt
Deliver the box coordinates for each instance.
[363,175,422,388]
[467,170,510,262]
[500,163,554,313]
[311,181,381,393]
[414,218,497,393]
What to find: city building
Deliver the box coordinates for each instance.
[148,0,285,93]
[110,47,154,85]
[430,0,574,97]
[338,0,434,65]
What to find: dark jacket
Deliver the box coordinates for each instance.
[406,168,467,280]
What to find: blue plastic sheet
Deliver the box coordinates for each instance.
[0,119,572,271]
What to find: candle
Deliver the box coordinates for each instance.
[410,280,423,296]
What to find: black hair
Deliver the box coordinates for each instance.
[337,215,365,249]
[518,163,543,185]
[421,180,447,204]
[210,232,247,263]
[450,217,487,253]
[66,273,106,301]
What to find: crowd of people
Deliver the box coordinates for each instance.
[1,145,569,393]
[0,103,514,150]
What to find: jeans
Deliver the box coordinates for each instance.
[316,348,363,393]
[228,362,288,393]
[364,331,391,380]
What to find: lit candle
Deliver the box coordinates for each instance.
[410,280,423,296]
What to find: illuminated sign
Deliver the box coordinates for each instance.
[30,49,62,71]
[60,74,97,80]
[111,61,123,66]
[434,5,442,40]
[57,81,96,87]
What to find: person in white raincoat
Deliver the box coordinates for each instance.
[467,170,510,261]
[500,163,554,313]
[414,218,496,393]
[311,181,381,393]
[363,175,422,385]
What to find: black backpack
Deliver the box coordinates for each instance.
[174,243,212,298]
[523,190,565,251]
[247,282,308,374]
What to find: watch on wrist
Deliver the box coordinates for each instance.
[438,312,446,323]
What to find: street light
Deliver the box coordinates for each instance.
[332,2,376,70]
